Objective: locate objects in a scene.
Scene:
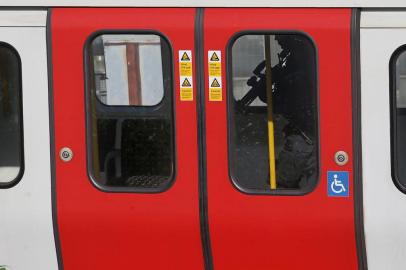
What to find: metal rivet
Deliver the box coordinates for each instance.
[60,147,73,162]
[334,151,349,166]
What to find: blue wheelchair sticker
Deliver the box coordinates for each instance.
[327,171,349,197]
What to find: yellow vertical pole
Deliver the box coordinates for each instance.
[265,35,277,190]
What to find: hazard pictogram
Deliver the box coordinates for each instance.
[210,52,220,61]
[181,52,191,61]
[211,78,220,87]
[182,78,192,87]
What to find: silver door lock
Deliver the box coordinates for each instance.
[60,147,73,162]
[334,151,349,166]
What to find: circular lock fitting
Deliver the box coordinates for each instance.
[60,147,73,162]
[334,151,349,166]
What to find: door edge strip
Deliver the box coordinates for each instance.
[195,7,214,270]
[352,8,368,270]
[46,8,64,270]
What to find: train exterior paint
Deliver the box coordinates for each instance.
[0,4,405,270]
[51,8,204,270]
[203,8,356,270]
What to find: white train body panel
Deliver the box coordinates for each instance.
[0,11,58,270]
[361,11,406,270]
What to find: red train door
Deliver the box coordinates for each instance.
[203,8,359,269]
[51,8,204,269]
[51,7,359,270]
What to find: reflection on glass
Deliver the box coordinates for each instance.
[88,34,174,191]
[229,34,318,192]
[91,34,165,106]
[0,46,23,184]
[393,51,406,189]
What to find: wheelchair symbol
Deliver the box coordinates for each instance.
[327,171,349,197]
[331,174,346,194]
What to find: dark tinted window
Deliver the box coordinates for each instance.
[0,44,23,187]
[391,47,406,192]
[229,34,318,194]
[87,34,174,192]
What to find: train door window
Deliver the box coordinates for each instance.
[87,33,174,192]
[229,33,318,194]
[0,44,23,188]
[391,46,406,193]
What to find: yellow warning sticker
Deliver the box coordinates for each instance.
[209,77,222,101]
[179,50,193,101]
[180,76,193,101]
[208,51,221,77]
[179,50,193,77]
[208,50,222,101]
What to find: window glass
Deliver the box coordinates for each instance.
[92,34,164,106]
[0,44,23,187]
[392,48,406,191]
[88,34,174,191]
[229,34,318,193]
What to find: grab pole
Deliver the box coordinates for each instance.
[265,35,277,189]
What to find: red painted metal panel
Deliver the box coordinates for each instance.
[204,8,357,269]
[51,8,204,269]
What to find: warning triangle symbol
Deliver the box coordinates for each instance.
[181,52,190,61]
[210,52,220,61]
[182,78,192,87]
[211,78,220,87]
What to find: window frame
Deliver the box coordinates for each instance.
[84,30,176,193]
[390,44,406,194]
[226,30,320,196]
[0,42,25,189]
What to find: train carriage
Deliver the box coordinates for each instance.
[0,1,406,269]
